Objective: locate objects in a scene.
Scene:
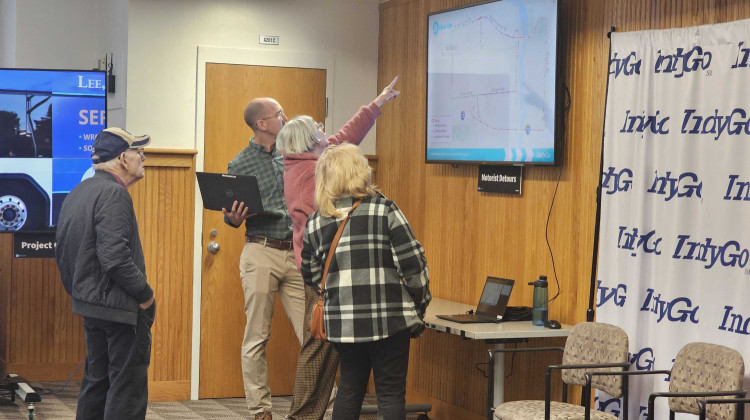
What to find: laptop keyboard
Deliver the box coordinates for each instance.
[438,313,501,323]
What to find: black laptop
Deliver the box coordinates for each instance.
[436,277,515,323]
[196,172,280,217]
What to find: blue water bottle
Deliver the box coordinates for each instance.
[529,276,548,326]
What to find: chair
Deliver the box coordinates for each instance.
[646,342,745,420]
[698,398,748,420]
[492,322,630,420]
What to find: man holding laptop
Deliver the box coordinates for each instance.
[222,97,304,420]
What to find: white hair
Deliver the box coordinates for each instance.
[276,115,319,154]
[92,156,121,171]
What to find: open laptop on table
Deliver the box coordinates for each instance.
[196,172,280,217]
[436,277,515,323]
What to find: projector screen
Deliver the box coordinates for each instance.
[426,0,559,165]
[0,68,107,232]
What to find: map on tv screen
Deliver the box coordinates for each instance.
[426,0,558,164]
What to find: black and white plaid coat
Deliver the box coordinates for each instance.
[301,194,431,343]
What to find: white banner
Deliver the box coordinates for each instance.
[597,19,750,419]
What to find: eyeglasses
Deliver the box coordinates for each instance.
[130,147,145,158]
[316,121,324,131]
[259,109,285,121]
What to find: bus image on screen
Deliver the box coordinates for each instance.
[0,68,107,232]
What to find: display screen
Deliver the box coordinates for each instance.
[0,68,107,232]
[426,0,558,165]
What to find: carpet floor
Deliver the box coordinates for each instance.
[0,381,430,419]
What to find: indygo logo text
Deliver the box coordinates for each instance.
[718,306,750,335]
[654,46,712,78]
[601,167,633,195]
[640,288,699,324]
[646,171,702,201]
[609,51,641,78]
[672,235,750,269]
[618,226,662,257]
[630,347,655,371]
[681,108,750,140]
[596,280,626,308]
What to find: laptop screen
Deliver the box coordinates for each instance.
[476,277,515,317]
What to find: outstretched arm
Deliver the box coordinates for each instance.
[327,76,401,146]
[374,76,400,108]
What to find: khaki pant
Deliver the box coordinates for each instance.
[240,241,305,415]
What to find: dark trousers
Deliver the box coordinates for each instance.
[76,303,155,420]
[332,330,410,420]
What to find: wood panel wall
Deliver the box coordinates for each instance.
[378,0,750,418]
[0,149,196,401]
[3,1,750,416]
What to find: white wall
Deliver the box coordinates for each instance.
[1,0,380,152]
[0,0,16,67]
[127,0,382,154]
[8,0,128,127]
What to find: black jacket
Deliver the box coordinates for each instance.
[56,170,153,325]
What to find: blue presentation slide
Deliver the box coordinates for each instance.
[0,69,106,231]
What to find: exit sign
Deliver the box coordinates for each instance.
[259,35,279,45]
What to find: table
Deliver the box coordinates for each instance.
[423,298,573,418]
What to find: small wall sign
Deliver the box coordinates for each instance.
[259,35,279,45]
[477,165,523,195]
[14,231,56,258]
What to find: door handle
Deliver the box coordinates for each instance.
[207,241,220,254]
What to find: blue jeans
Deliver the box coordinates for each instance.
[332,330,411,420]
[76,302,155,420]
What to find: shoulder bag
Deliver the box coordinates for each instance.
[310,199,362,341]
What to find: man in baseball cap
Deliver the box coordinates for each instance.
[92,127,151,164]
[56,126,155,419]
[89,127,151,187]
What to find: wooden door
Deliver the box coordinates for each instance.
[200,63,326,398]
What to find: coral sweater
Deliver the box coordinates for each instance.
[283,102,381,268]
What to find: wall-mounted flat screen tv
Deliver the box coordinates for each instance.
[426,0,559,165]
[0,68,107,232]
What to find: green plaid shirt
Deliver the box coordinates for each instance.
[226,138,293,240]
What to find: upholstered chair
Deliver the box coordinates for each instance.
[698,398,748,420]
[492,322,630,420]
[646,342,745,420]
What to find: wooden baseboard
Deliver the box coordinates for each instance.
[149,380,191,401]
[406,387,485,420]
[7,363,189,402]
[7,363,84,381]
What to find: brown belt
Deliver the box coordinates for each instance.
[246,235,293,251]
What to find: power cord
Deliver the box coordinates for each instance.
[475,361,489,378]
[546,166,562,303]
[504,343,519,379]
[547,82,571,303]
[37,360,84,396]
[475,343,520,379]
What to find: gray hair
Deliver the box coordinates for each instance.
[92,156,121,171]
[276,115,319,155]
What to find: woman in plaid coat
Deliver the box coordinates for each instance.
[301,143,431,420]
[277,77,400,420]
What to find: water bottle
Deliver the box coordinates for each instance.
[529,275,548,326]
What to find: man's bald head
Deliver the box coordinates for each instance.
[244,98,272,130]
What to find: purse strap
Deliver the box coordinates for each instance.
[320,199,362,293]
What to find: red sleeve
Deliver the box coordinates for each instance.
[327,102,382,146]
